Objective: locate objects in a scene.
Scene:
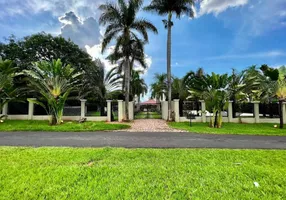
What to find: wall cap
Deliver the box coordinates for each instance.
[27,98,37,101]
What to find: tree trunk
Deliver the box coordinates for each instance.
[137,96,141,112]
[124,59,130,121]
[50,115,57,125]
[167,12,172,121]
[232,98,236,118]
[279,100,284,129]
[214,111,218,128]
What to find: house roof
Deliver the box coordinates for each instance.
[140,99,159,105]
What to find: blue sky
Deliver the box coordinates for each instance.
[1,0,286,98]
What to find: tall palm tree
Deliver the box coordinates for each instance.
[145,0,196,120]
[22,59,82,125]
[99,0,157,120]
[107,39,148,94]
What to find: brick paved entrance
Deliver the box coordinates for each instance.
[119,119,186,132]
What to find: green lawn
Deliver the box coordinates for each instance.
[86,111,102,116]
[0,148,285,199]
[169,122,286,136]
[0,120,129,132]
[135,111,162,119]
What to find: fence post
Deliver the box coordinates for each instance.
[107,100,112,122]
[129,101,134,121]
[27,98,36,120]
[161,101,168,120]
[228,101,233,122]
[118,100,123,122]
[199,100,206,123]
[283,102,286,124]
[2,99,8,116]
[173,99,180,122]
[80,99,87,118]
[252,101,260,123]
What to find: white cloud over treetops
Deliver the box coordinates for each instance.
[199,0,249,16]
[59,11,101,48]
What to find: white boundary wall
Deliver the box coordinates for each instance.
[171,99,286,124]
[2,99,110,122]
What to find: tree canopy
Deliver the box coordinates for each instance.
[0,33,94,72]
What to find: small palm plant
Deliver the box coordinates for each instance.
[22,59,82,125]
[0,59,19,120]
[188,73,230,128]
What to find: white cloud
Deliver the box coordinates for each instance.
[199,0,248,16]
[0,0,105,19]
[207,50,286,60]
[85,44,117,72]
[59,12,101,48]
[85,44,152,74]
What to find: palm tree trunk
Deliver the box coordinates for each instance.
[279,100,284,129]
[232,98,236,118]
[137,96,141,111]
[125,59,130,121]
[167,12,172,121]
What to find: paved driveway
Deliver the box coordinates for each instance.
[118,119,187,132]
[0,131,285,149]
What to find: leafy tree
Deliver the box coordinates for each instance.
[145,0,196,121]
[260,64,279,81]
[0,33,94,72]
[99,0,157,120]
[22,59,82,125]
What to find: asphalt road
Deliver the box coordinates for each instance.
[0,131,286,149]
